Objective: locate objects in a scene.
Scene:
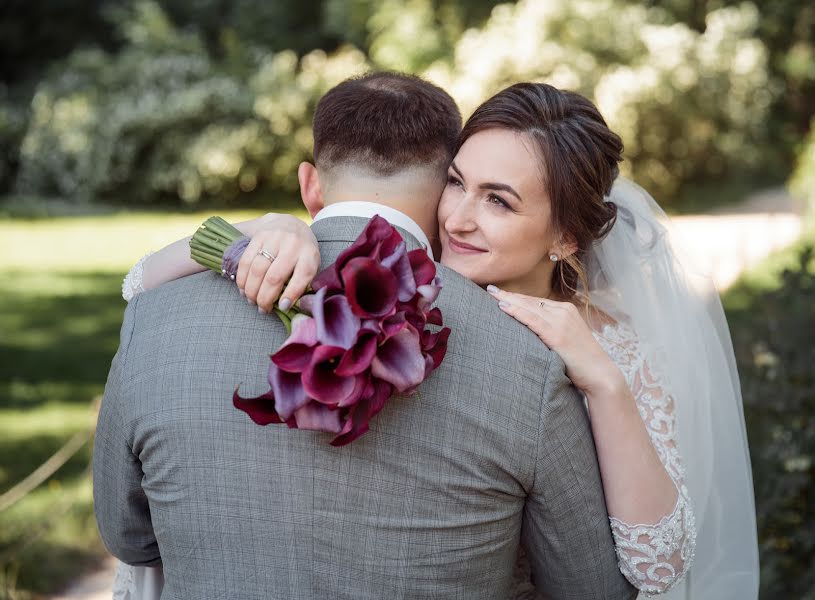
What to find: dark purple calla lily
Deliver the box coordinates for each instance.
[341,257,398,318]
[335,329,379,376]
[371,326,425,392]
[311,264,342,293]
[272,314,318,372]
[303,345,366,406]
[334,215,404,271]
[425,307,443,327]
[380,312,408,340]
[408,248,436,286]
[310,287,361,350]
[330,379,393,447]
[232,387,282,425]
[422,327,451,371]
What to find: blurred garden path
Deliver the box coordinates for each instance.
[669,186,803,290]
[47,186,804,600]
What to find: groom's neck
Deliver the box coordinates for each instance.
[321,166,443,242]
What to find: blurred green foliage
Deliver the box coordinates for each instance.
[791,119,815,218]
[724,243,815,599]
[0,0,811,209]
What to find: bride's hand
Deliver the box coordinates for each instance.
[236,214,321,314]
[486,285,624,397]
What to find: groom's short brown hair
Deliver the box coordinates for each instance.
[312,72,461,177]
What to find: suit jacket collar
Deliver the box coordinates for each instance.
[310,215,427,257]
[312,201,433,259]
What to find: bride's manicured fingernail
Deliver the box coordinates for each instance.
[487,285,499,294]
[238,288,245,297]
[258,307,266,315]
[279,298,292,311]
[498,300,509,309]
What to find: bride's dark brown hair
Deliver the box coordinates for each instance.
[457,83,623,299]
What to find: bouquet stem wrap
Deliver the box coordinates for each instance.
[190,216,294,330]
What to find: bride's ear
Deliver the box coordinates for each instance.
[554,233,578,261]
[298,162,324,218]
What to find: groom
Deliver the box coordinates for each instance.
[94,72,636,599]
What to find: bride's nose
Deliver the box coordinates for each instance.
[443,196,477,234]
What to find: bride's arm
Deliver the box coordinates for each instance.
[122,213,314,302]
[488,289,695,594]
[141,213,292,291]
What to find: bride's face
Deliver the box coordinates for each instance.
[438,128,558,292]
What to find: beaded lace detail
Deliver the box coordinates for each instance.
[122,252,154,302]
[592,322,696,596]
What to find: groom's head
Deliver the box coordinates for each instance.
[298,72,461,240]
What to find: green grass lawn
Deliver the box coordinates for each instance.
[0,208,305,598]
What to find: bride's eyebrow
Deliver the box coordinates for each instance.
[450,161,465,180]
[451,161,522,203]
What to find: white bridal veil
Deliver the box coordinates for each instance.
[586,178,760,599]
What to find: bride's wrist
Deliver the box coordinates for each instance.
[582,367,628,404]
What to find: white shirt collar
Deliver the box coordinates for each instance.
[312,201,434,260]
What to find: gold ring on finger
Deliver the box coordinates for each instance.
[258,249,276,262]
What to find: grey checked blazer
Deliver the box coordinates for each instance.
[94,216,636,600]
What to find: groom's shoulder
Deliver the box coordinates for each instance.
[433,263,562,375]
[133,270,229,304]
[125,270,247,328]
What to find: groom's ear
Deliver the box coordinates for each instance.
[298,162,324,218]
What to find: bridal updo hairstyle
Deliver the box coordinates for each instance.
[458,83,623,299]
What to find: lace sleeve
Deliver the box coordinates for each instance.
[593,322,697,596]
[122,252,154,302]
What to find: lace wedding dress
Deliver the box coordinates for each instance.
[590,322,695,595]
[116,255,696,599]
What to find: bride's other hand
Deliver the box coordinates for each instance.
[236,215,320,314]
[487,285,624,398]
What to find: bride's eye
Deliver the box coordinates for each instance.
[487,194,510,209]
[447,174,463,189]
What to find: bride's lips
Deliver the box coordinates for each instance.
[447,237,488,255]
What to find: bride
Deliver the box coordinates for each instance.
[116,82,758,599]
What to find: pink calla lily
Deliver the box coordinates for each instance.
[269,364,311,421]
[310,287,361,350]
[293,403,344,433]
[371,326,425,392]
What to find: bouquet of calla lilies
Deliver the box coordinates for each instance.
[190,215,451,446]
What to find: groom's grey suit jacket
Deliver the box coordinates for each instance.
[94,216,636,600]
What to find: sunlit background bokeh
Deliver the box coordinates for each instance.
[1,1,813,598]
